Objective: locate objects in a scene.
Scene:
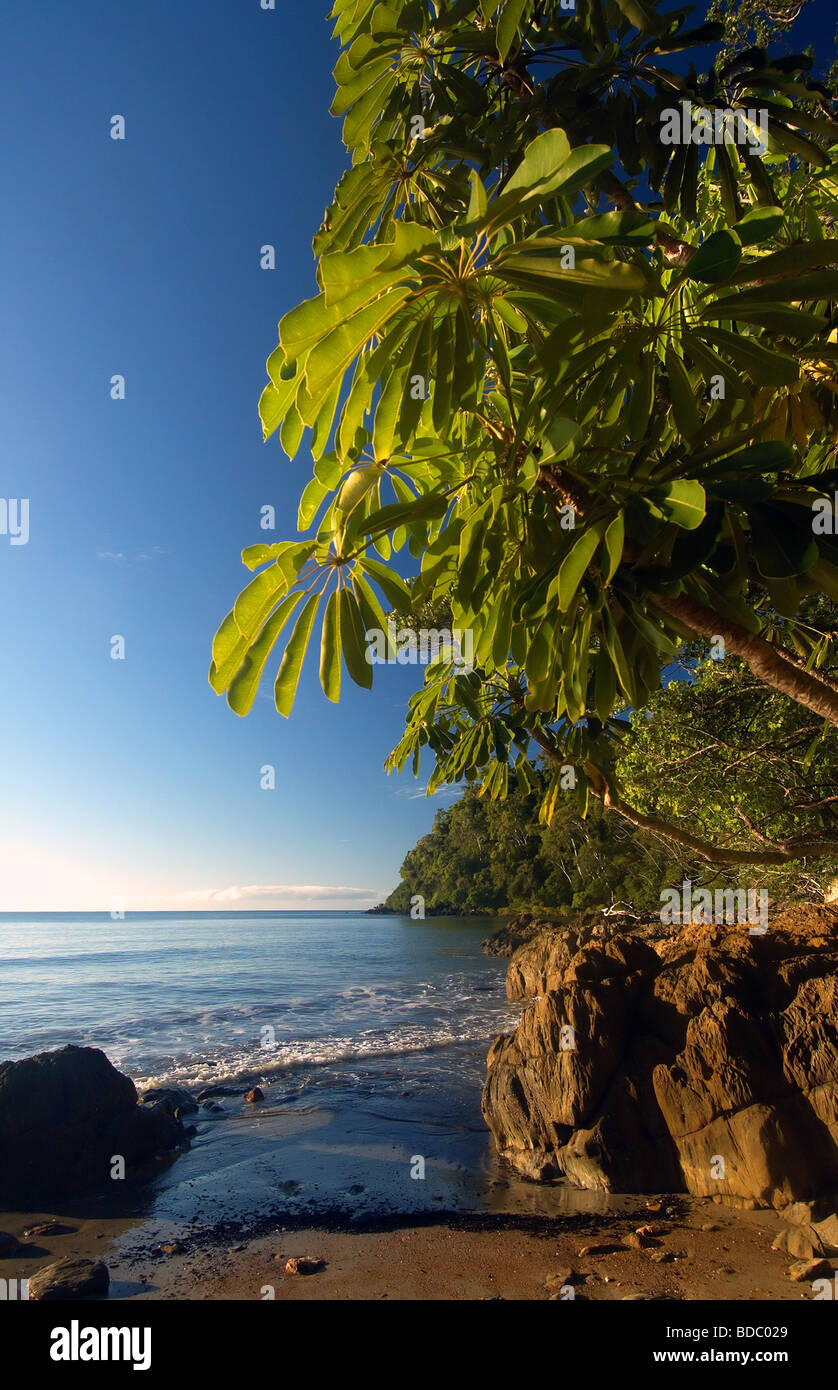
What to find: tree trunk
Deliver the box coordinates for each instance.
[649,591,838,727]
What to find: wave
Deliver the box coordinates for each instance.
[133,1015,517,1094]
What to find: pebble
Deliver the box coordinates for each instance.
[285,1256,326,1275]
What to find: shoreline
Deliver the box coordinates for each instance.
[1,1193,819,1300]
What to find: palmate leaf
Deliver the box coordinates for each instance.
[214,0,838,809]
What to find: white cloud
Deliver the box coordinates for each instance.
[172,883,376,905]
[393,782,461,801]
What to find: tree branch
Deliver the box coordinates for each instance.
[527,725,838,866]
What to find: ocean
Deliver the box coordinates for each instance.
[0,911,589,1226]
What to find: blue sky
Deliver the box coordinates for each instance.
[1,0,834,910]
[0,0,458,911]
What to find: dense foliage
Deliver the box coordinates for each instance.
[386,619,838,912]
[383,779,677,912]
[211,0,838,871]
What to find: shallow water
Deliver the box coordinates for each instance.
[1,911,584,1221]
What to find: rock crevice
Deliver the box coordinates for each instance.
[482,907,838,1206]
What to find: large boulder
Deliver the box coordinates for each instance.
[482,905,838,1207]
[0,1045,187,1202]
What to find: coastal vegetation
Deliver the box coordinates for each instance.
[385,624,838,913]
[211,0,838,876]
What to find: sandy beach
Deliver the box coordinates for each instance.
[2,1191,822,1301]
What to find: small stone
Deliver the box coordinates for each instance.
[644,1200,663,1214]
[29,1258,110,1301]
[578,1242,627,1257]
[245,1087,264,1103]
[649,1250,675,1264]
[701,1222,722,1232]
[157,1241,186,1256]
[626,1229,658,1249]
[22,1221,73,1239]
[0,1232,20,1257]
[788,1258,832,1283]
[545,1269,577,1291]
[285,1256,325,1275]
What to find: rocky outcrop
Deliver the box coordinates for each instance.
[482,906,838,1207]
[0,1045,188,1203]
[482,915,555,958]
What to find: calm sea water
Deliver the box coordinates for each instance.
[0,913,613,1224]
[0,911,516,1092]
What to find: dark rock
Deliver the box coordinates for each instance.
[195,1086,244,1101]
[29,1257,110,1301]
[139,1087,198,1115]
[481,915,549,959]
[245,1087,264,1103]
[0,1231,20,1257]
[0,1045,187,1202]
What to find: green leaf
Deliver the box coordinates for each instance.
[359,556,413,612]
[320,589,342,702]
[304,287,414,411]
[339,586,373,688]
[732,242,838,285]
[734,205,784,247]
[749,504,819,579]
[665,346,701,439]
[496,0,528,62]
[653,480,706,530]
[684,230,741,285]
[557,522,607,611]
[298,476,330,531]
[337,465,380,516]
[227,593,304,716]
[571,210,656,244]
[602,512,625,584]
[274,593,322,718]
[502,128,571,199]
